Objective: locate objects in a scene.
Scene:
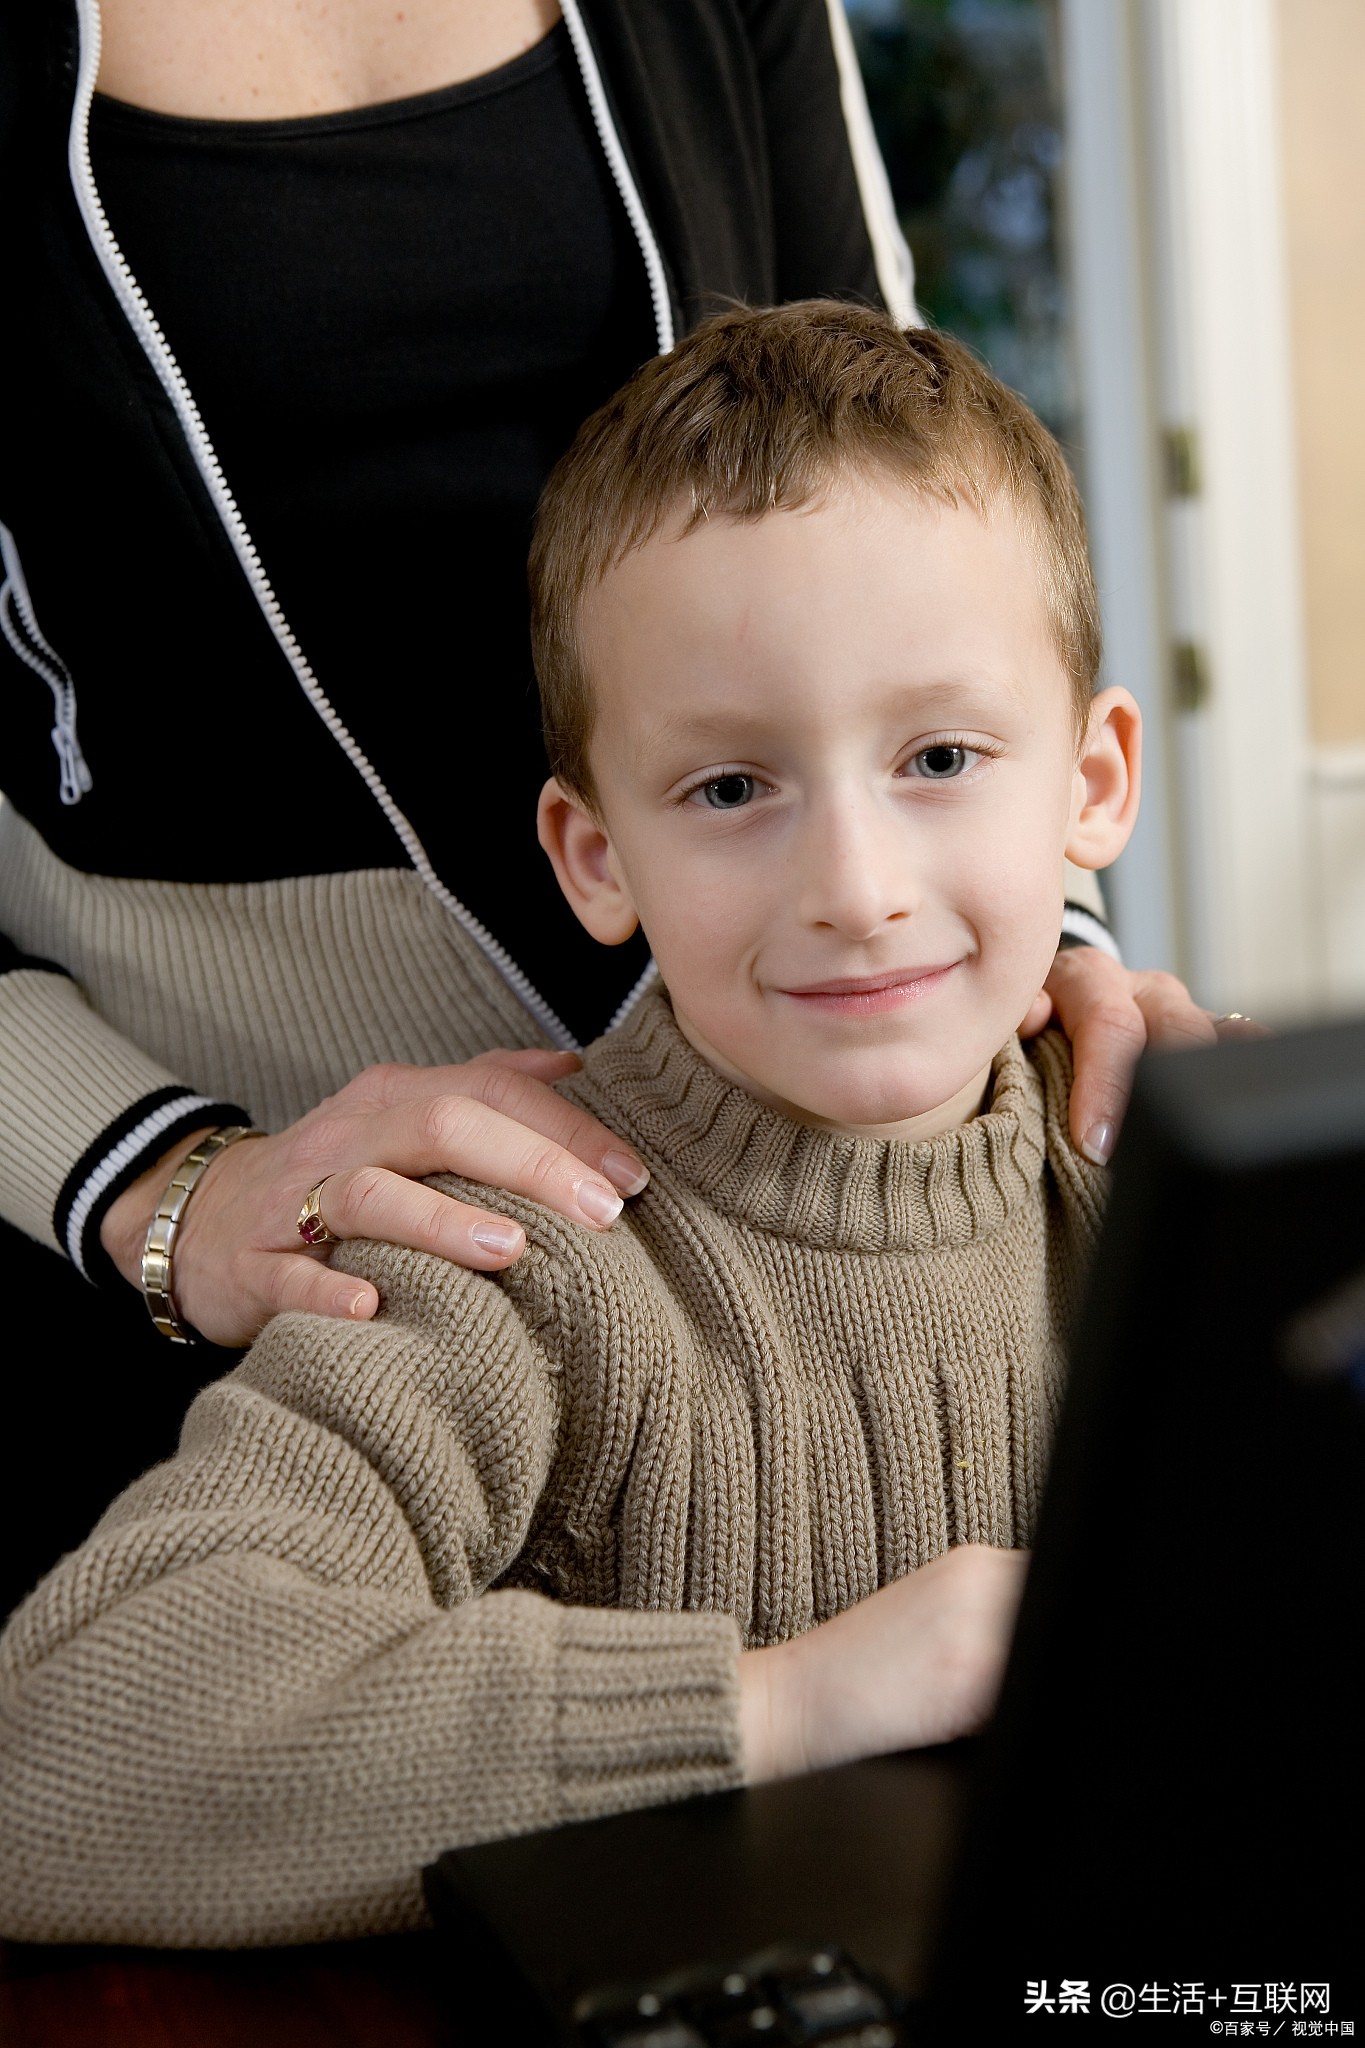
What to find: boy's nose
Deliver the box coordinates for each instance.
[796,796,922,940]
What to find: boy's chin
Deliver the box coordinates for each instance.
[674,1009,1001,1139]
[757,1063,996,1140]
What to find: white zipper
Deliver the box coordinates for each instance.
[66,0,674,1050]
[559,0,675,356]
[0,518,93,806]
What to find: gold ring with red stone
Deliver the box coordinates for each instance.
[296,1177,340,1249]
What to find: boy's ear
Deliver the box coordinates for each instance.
[536,777,640,946]
[1065,686,1142,871]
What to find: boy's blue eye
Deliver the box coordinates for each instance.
[913,744,970,779]
[701,774,757,809]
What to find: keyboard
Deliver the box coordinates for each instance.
[574,1940,908,2046]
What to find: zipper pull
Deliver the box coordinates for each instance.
[2,519,94,806]
[52,704,93,806]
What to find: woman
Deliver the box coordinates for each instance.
[0,0,1209,1616]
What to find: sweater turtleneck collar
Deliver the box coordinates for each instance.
[576,986,1051,1255]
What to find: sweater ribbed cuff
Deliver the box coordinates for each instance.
[554,1604,745,1825]
[55,1089,254,1286]
[1058,903,1121,961]
[0,963,251,1270]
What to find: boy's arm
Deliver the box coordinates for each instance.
[0,1241,742,1949]
[739,1545,1029,1781]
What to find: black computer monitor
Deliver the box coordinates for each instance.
[928,1013,1365,2024]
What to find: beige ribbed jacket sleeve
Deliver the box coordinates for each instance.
[0,1239,744,1949]
[0,964,202,1250]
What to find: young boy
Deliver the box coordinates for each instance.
[0,303,1140,1948]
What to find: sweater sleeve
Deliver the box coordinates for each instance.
[1059,862,1115,957]
[0,949,251,1275]
[0,1239,744,1948]
[742,0,915,318]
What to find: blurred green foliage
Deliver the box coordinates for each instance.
[846,0,1077,445]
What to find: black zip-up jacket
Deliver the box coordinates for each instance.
[0,0,925,1272]
[2,0,911,886]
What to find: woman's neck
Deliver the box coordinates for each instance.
[96,0,562,120]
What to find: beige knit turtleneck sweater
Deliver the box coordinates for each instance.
[0,992,1103,1949]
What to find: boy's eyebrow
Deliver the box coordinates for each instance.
[640,708,778,752]
[637,675,1031,756]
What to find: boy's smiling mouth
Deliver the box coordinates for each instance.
[776,963,962,1014]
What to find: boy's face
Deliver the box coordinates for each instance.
[546,477,1137,1140]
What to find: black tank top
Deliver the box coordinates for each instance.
[89,24,656,1044]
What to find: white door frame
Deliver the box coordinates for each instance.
[1059,0,1180,981]
[1062,0,1320,1021]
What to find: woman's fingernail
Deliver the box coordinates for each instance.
[1081,1119,1116,1166]
[602,1150,650,1196]
[577,1181,624,1227]
[471,1221,524,1256]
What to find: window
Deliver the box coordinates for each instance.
[846,0,1078,450]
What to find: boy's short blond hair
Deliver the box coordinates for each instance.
[530,300,1102,807]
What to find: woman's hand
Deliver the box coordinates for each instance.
[1019,945,1267,1164]
[100,1048,649,1347]
[738,1545,1029,1784]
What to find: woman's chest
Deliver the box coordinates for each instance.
[96,0,562,120]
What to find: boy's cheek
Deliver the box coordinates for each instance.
[642,866,760,963]
[967,856,1070,991]
[956,856,1055,942]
